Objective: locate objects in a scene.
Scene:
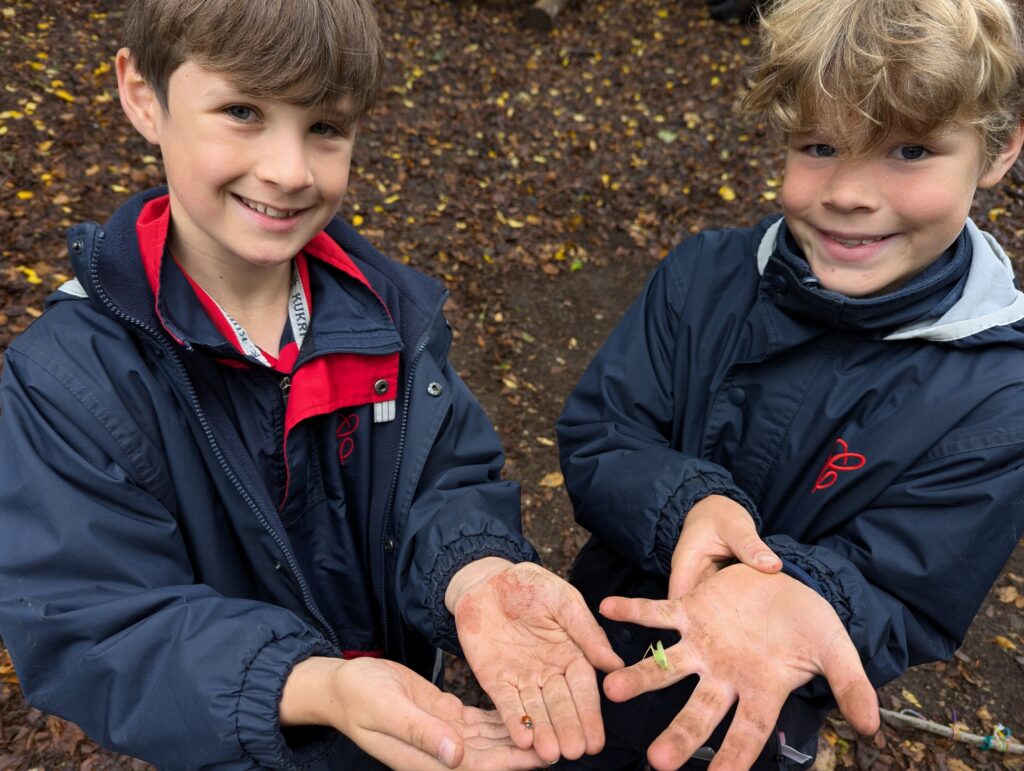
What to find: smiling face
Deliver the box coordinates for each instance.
[118,54,355,281]
[781,122,1022,297]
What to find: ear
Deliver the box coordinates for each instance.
[116,48,163,145]
[978,120,1024,188]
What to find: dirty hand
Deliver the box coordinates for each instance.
[281,656,544,770]
[446,558,625,764]
[669,494,781,598]
[601,563,880,771]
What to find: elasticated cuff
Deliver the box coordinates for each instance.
[235,634,340,769]
[653,470,760,575]
[766,540,854,627]
[426,534,540,652]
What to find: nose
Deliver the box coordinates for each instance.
[821,161,880,212]
[256,132,314,193]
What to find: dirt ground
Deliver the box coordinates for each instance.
[1,1,1023,769]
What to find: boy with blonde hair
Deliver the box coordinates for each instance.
[0,1,625,768]
[556,0,1024,767]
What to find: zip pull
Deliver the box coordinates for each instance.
[279,375,291,404]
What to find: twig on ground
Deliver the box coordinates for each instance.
[880,708,1024,755]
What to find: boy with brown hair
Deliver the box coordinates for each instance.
[556,0,1024,767]
[0,1,625,769]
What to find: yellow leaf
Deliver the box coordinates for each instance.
[539,471,564,488]
[54,89,75,102]
[500,376,518,390]
[16,266,42,285]
[901,688,922,709]
[996,585,1020,603]
[718,185,737,202]
[993,635,1018,651]
[383,194,400,205]
[352,214,364,227]
[536,437,555,446]
[110,184,129,194]
[16,190,34,200]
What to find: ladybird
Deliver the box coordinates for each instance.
[521,715,534,729]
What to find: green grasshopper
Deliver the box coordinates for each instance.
[644,639,669,671]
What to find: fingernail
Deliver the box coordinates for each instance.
[438,738,456,768]
[757,553,777,567]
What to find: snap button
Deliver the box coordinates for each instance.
[427,382,443,397]
[768,273,788,294]
[70,238,84,255]
[383,536,395,553]
[728,387,746,406]
[800,275,822,288]
[373,379,389,395]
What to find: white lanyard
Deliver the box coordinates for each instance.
[212,263,308,367]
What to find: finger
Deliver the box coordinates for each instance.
[668,549,718,598]
[708,695,785,770]
[602,644,695,703]
[484,682,534,751]
[647,682,734,771]
[819,631,881,735]
[598,596,680,631]
[520,685,561,764]
[368,693,466,769]
[564,656,607,755]
[553,586,626,672]
[541,675,587,760]
[461,741,547,770]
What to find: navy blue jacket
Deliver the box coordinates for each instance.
[557,215,1024,765]
[0,188,537,769]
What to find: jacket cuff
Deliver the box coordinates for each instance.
[427,534,540,652]
[764,539,854,627]
[235,634,341,769]
[653,469,760,575]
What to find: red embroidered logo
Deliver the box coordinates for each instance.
[812,438,866,492]
[336,413,360,465]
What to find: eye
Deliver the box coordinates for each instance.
[311,120,353,139]
[893,145,928,161]
[224,104,257,123]
[807,143,838,158]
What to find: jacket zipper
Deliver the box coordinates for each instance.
[378,330,432,653]
[88,234,340,649]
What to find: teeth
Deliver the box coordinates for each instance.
[241,197,296,219]
[833,236,884,247]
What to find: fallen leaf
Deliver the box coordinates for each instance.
[538,471,564,488]
[993,635,1018,651]
[996,585,1019,603]
[901,688,922,709]
[718,185,736,202]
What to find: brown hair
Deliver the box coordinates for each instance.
[122,0,384,119]
[743,0,1024,165]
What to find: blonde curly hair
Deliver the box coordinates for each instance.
[743,0,1024,166]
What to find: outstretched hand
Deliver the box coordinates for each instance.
[601,563,880,771]
[447,558,625,764]
[281,656,544,770]
[669,494,781,598]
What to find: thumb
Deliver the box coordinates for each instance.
[820,633,881,737]
[667,543,716,598]
[380,702,466,769]
[557,587,625,672]
[727,529,782,576]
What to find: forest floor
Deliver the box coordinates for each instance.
[1,1,1023,769]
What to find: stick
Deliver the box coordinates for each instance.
[879,708,1024,755]
[521,0,571,31]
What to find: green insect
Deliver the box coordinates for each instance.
[644,639,670,671]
